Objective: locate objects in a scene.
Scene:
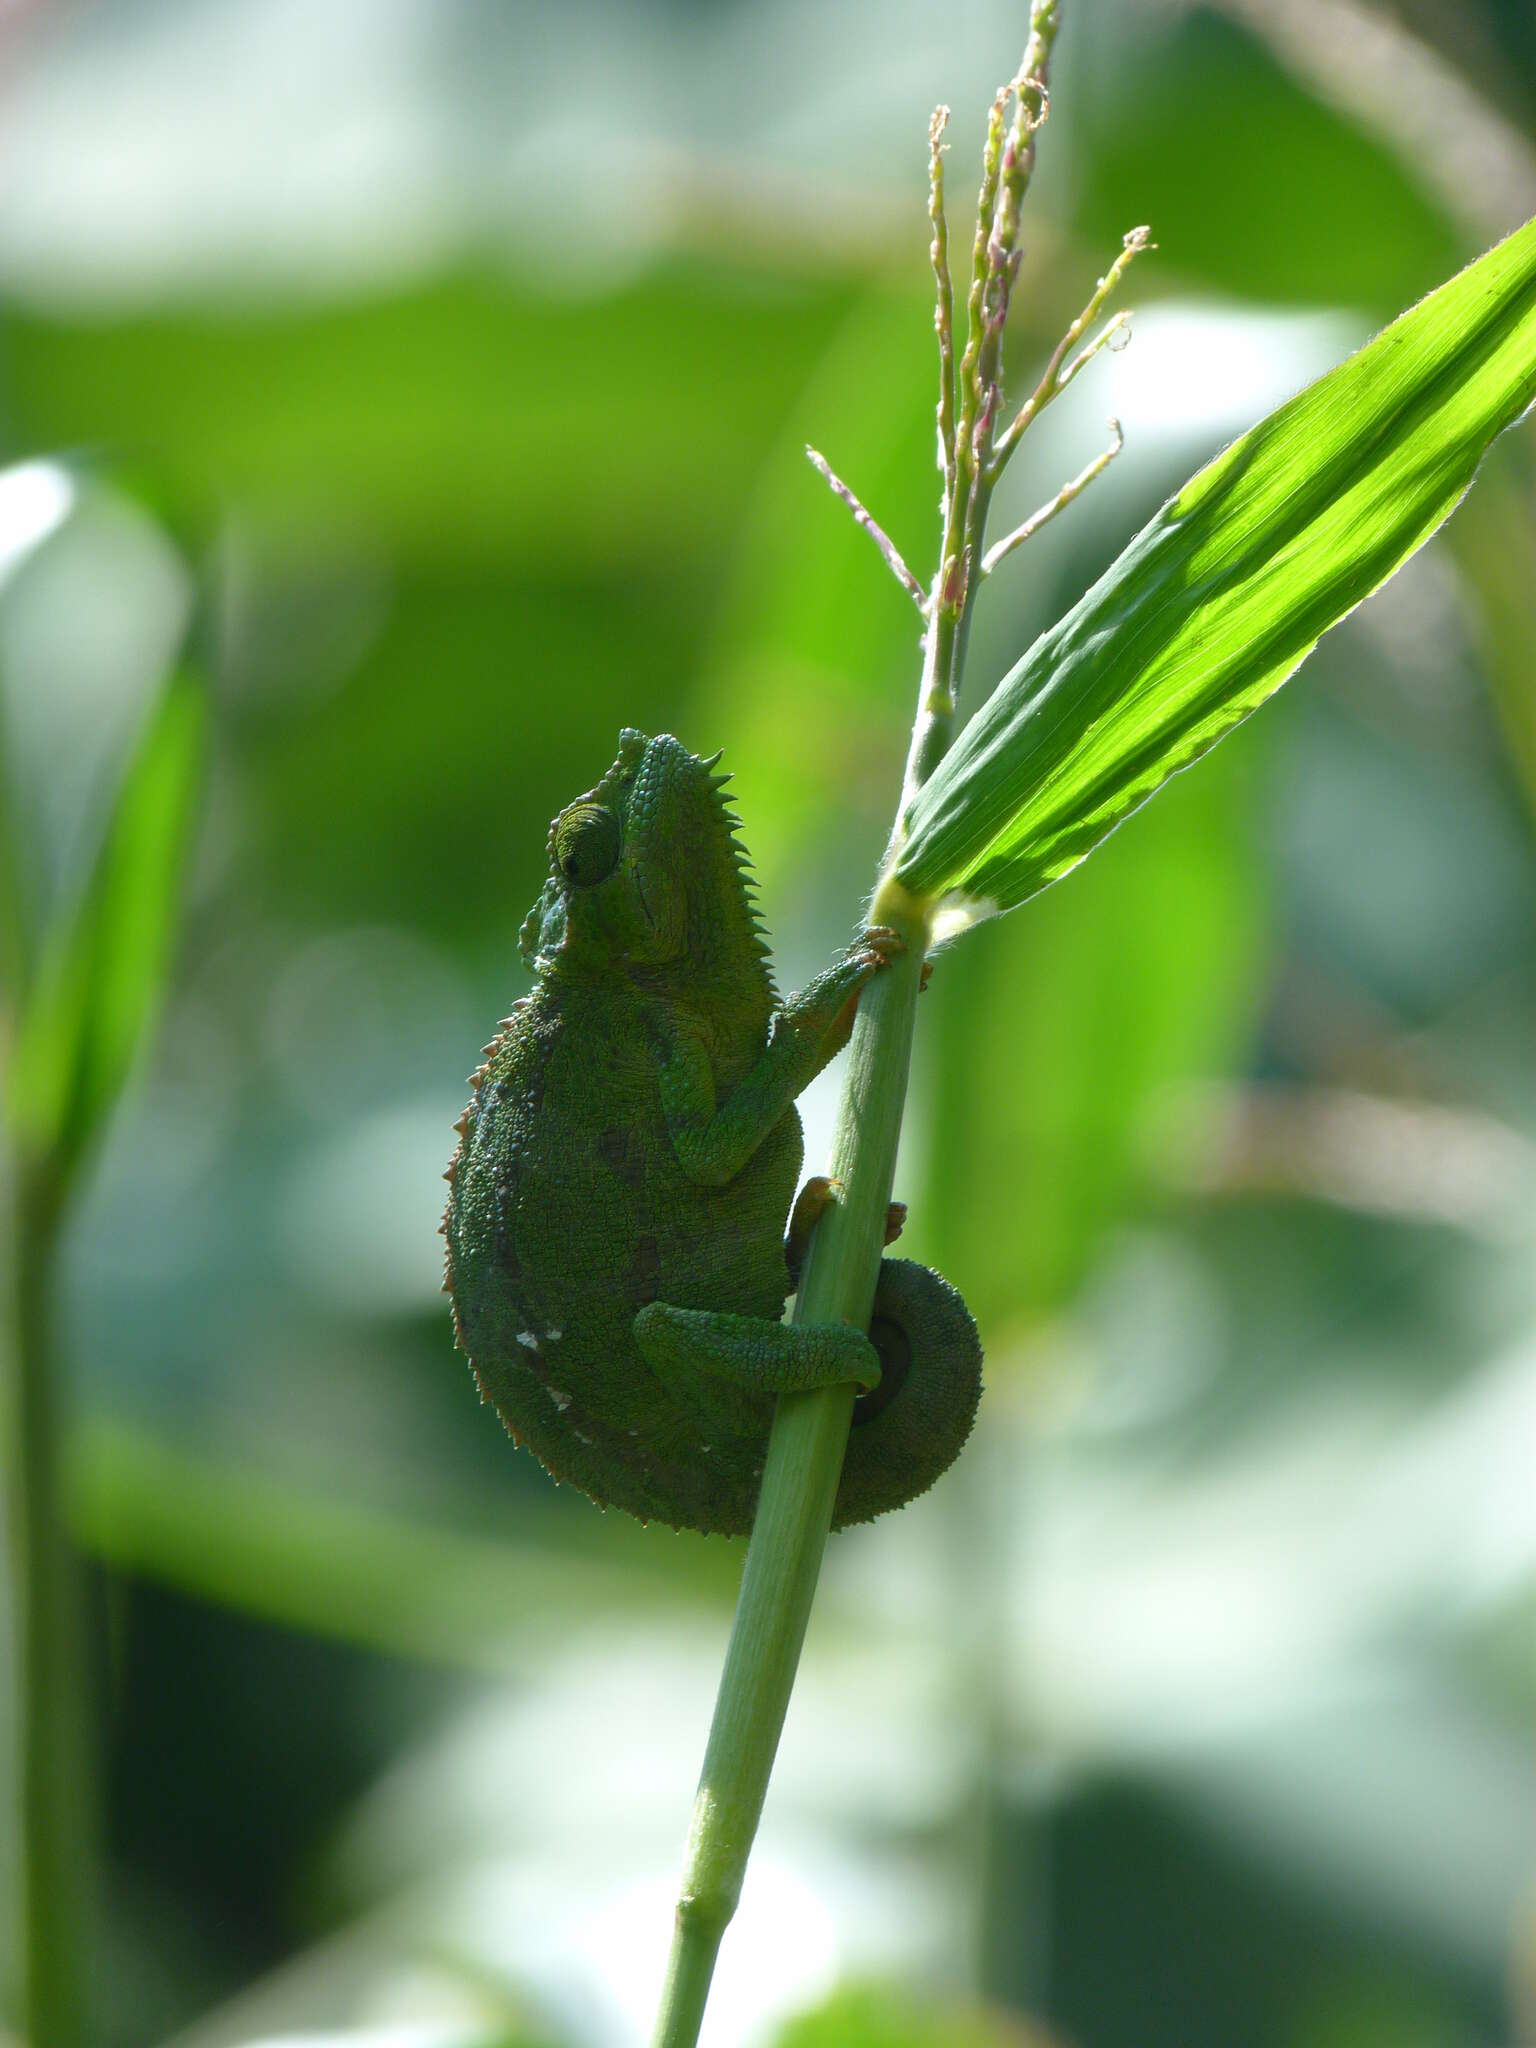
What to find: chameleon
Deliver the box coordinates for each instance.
[441,729,982,1537]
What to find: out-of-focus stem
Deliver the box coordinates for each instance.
[7,1154,94,2048]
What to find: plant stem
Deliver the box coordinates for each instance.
[652,15,1066,2038]
[650,899,928,2048]
[7,1154,93,2048]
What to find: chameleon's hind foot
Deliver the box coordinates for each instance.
[785,1177,907,1285]
[634,1300,880,1440]
[785,1175,837,1282]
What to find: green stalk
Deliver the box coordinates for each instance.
[650,897,927,2048]
[651,15,1065,2039]
[7,1153,94,2048]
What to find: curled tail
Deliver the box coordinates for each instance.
[830,1258,983,1530]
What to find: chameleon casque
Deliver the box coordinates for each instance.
[442,729,982,1537]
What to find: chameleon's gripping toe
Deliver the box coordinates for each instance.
[832,1257,983,1529]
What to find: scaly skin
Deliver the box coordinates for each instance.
[442,730,981,1536]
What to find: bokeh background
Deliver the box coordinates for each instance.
[1,2,1535,2044]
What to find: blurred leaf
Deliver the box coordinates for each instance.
[231,2027,559,2048]
[0,463,193,966]
[222,2015,565,2048]
[1069,8,1469,313]
[7,665,203,1180]
[1444,436,1536,820]
[772,1982,1054,2048]
[892,213,1536,928]
[0,459,83,987]
[698,282,939,896]
[65,1421,738,1668]
[5,267,863,573]
[919,743,1264,1326]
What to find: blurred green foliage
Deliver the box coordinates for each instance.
[773,1982,1052,2048]
[0,3,1533,2046]
[8,664,203,1181]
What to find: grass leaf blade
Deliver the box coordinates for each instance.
[892,213,1536,927]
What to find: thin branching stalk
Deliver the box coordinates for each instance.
[805,446,928,612]
[981,415,1123,574]
[929,106,958,509]
[989,224,1150,472]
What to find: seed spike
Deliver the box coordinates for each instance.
[805,445,928,615]
[990,224,1152,477]
[928,103,957,511]
[980,417,1124,577]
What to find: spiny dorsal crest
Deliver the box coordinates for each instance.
[695,755,776,997]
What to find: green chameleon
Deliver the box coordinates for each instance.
[442,729,982,1536]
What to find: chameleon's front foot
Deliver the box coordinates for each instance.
[789,925,908,1062]
[854,924,907,972]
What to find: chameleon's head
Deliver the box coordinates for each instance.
[520,730,768,985]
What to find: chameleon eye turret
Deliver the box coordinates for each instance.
[443,730,981,1535]
[551,802,620,888]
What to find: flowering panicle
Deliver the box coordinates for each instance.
[805,0,1153,832]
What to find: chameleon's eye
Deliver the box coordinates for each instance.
[553,803,621,888]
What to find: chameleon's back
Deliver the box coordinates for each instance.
[444,980,803,1533]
